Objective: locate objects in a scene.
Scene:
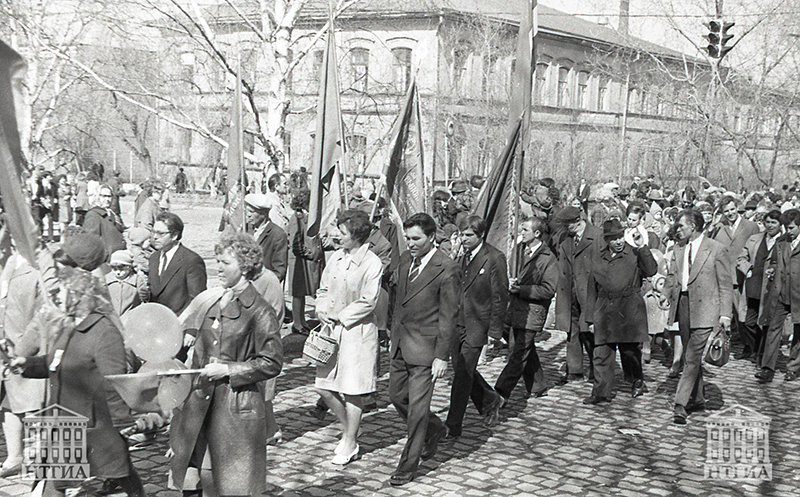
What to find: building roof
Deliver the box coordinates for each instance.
[207,0,696,62]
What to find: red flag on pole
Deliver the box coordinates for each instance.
[220,63,245,233]
[0,40,39,267]
[383,77,425,221]
[307,28,344,238]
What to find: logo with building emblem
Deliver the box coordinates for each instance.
[705,404,771,481]
[22,404,90,481]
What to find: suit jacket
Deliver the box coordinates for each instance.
[737,232,778,323]
[763,238,800,325]
[715,217,760,282]
[507,242,558,331]
[458,243,508,346]
[148,244,207,318]
[554,223,602,331]
[390,248,460,366]
[257,221,289,283]
[666,236,733,329]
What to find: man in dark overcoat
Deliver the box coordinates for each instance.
[583,219,657,404]
[444,215,508,437]
[388,213,459,486]
[245,193,289,283]
[554,206,602,383]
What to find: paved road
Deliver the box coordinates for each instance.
[2,198,799,496]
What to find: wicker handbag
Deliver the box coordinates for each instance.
[303,324,338,366]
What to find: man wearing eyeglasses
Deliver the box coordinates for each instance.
[82,184,126,257]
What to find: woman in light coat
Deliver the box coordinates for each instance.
[315,209,383,465]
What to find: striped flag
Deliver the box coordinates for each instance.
[220,64,245,232]
[383,76,425,222]
[307,28,344,238]
[0,40,39,267]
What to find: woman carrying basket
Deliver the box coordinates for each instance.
[315,209,383,465]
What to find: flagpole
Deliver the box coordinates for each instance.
[369,180,384,222]
[236,52,246,232]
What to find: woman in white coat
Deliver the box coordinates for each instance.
[315,209,383,466]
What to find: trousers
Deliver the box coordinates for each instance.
[674,292,713,407]
[495,327,547,399]
[445,338,499,436]
[592,342,643,398]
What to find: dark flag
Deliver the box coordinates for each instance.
[220,64,245,232]
[0,40,39,266]
[307,28,344,238]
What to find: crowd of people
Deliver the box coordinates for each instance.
[3,165,800,495]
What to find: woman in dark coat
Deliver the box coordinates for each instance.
[12,234,145,496]
[169,233,283,496]
[290,189,324,333]
[583,219,658,405]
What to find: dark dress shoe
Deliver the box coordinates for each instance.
[582,395,611,405]
[421,425,446,460]
[674,404,688,424]
[483,396,504,428]
[686,401,705,413]
[528,388,548,398]
[735,347,753,360]
[310,403,328,420]
[756,368,774,383]
[668,367,682,378]
[390,472,415,486]
[785,371,798,382]
[444,426,461,440]
[559,373,584,385]
[631,380,648,398]
[98,479,122,495]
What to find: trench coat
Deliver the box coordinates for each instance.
[584,243,658,345]
[170,283,283,495]
[0,255,47,413]
[315,244,382,395]
[21,313,132,478]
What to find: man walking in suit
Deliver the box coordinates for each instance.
[495,217,558,402]
[444,216,508,437]
[148,212,207,356]
[738,209,782,381]
[389,213,459,486]
[714,196,760,358]
[666,210,732,424]
[554,206,601,383]
[245,193,289,283]
[757,209,800,382]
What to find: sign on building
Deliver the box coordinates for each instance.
[705,404,771,481]
[22,404,90,481]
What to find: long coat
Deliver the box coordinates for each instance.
[666,236,733,329]
[458,243,508,345]
[82,206,127,257]
[391,249,460,366]
[507,242,559,331]
[290,212,324,298]
[0,255,47,413]
[715,216,761,315]
[170,283,283,495]
[315,244,383,395]
[585,244,658,344]
[555,224,603,332]
[257,220,289,283]
[21,313,131,478]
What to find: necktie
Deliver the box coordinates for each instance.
[574,235,581,248]
[160,253,168,275]
[687,242,693,272]
[409,257,421,282]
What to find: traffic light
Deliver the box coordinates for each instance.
[706,19,735,59]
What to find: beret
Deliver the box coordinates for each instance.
[62,233,107,271]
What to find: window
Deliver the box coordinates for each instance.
[241,48,257,82]
[346,135,367,174]
[392,47,413,93]
[312,50,324,90]
[597,76,610,111]
[577,71,590,110]
[180,52,195,86]
[640,89,648,114]
[482,54,498,97]
[349,48,369,92]
[453,47,469,91]
[557,67,570,107]
[535,63,548,105]
[181,128,192,162]
[628,88,638,113]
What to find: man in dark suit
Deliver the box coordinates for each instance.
[148,212,207,353]
[444,216,507,437]
[666,210,732,424]
[554,206,601,383]
[389,213,459,487]
[245,193,289,283]
[714,195,761,358]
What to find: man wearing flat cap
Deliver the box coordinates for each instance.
[246,193,289,283]
[554,206,601,383]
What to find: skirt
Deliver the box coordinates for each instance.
[315,323,378,395]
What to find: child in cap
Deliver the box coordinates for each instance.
[105,249,145,317]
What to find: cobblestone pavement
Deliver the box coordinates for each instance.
[2,199,800,496]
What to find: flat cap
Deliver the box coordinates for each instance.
[555,206,582,224]
[244,193,272,211]
[62,233,107,271]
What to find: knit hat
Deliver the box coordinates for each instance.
[109,250,134,267]
[62,233,107,271]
